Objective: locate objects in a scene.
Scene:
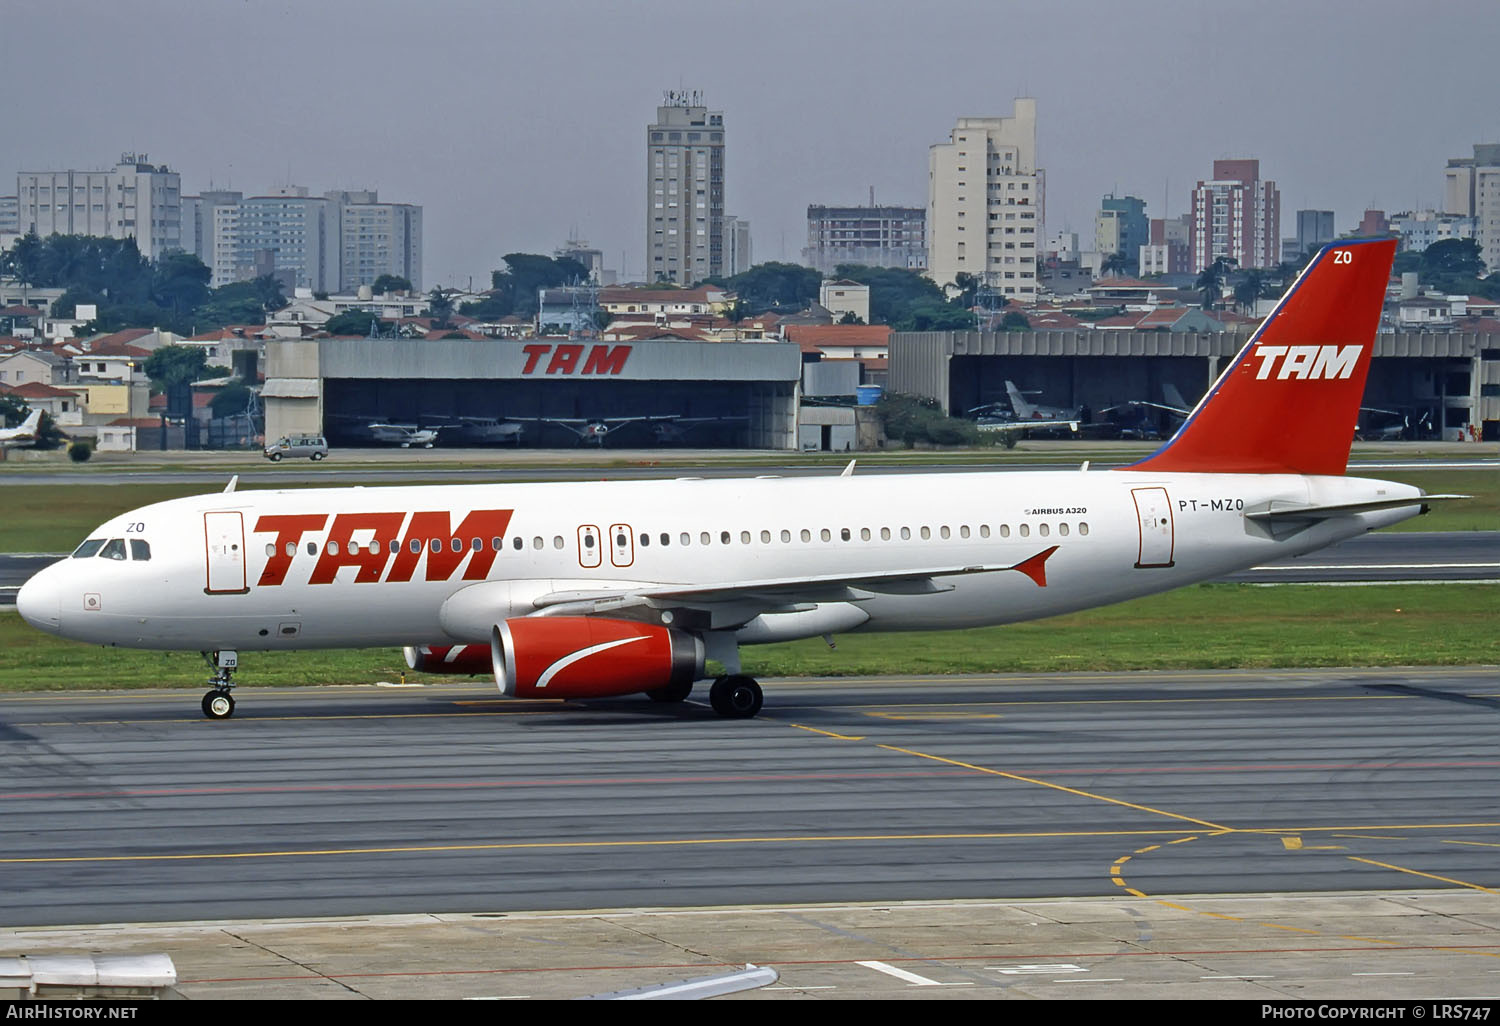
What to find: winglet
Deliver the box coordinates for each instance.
[223,475,238,494]
[1009,545,1059,587]
[840,460,856,478]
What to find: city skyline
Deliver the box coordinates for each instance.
[7,0,1499,288]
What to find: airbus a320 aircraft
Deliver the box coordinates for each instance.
[17,238,1459,721]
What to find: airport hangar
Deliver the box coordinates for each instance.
[889,329,1500,441]
[260,337,804,449]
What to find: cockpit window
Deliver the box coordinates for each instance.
[72,538,105,558]
[129,539,151,561]
[100,538,127,560]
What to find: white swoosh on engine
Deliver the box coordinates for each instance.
[536,636,648,689]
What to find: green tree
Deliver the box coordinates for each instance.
[711,262,821,313]
[1195,258,1235,310]
[209,380,254,419]
[833,264,949,325]
[1422,238,1485,278]
[1101,252,1134,277]
[373,274,413,294]
[143,345,208,389]
[1232,269,1270,314]
[427,287,454,329]
[323,310,382,336]
[151,251,212,318]
[1000,311,1031,331]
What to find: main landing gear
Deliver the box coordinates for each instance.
[200,650,238,720]
[708,675,763,718]
[644,675,764,718]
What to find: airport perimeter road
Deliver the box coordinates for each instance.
[1,668,1496,932]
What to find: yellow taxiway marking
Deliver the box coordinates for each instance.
[862,712,1003,720]
[875,743,1232,831]
[1280,836,1344,851]
[1443,839,1500,849]
[0,828,1204,866]
[789,724,865,740]
[1349,856,1500,897]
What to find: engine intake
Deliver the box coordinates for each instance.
[492,617,704,699]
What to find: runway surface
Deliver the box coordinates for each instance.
[1,667,1498,998]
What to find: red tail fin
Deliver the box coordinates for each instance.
[1124,238,1396,476]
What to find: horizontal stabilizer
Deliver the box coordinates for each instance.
[1245,494,1469,522]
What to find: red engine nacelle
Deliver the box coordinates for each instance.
[492,617,704,699]
[402,643,494,676]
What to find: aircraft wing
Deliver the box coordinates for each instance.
[526,549,1059,627]
[976,419,1079,433]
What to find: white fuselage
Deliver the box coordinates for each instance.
[18,468,1423,654]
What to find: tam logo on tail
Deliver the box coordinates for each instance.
[1125,238,1397,477]
[1251,345,1361,381]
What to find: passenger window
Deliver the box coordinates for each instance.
[720,531,731,545]
[286,541,297,558]
[129,539,151,561]
[860,528,870,541]
[881,527,891,541]
[740,531,750,544]
[1019,524,1030,538]
[820,528,831,542]
[900,527,911,540]
[780,530,791,543]
[920,527,931,540]
[471,538,483,552]
[1000,524,1010,538]
[307,541,318,555]
[940,526,951,539]
[1039,523,1050,537]
[701,532,711,545]
[430,539,442,553]
[980,525,991,538]
[410,539,422,554]
[640,533,650,547]
[960,526,971,539]
[265,542,276,557]
[492,537,502,551]
[800,529,811,542]
[328,540,340,556]
[840,528,851,541]
[1079,523,1090,536]
[513,537,523,550]
[681,532,690,546]
[553,536,564,549]
[533,537,543,549]
[761,530,771,544]
[73,539,105,558]
[661,533,670,546]
[1059,523,1070,536]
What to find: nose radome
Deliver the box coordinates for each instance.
[16,563,63,634]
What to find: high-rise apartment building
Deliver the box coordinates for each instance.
[1444,143,1500,272]
[15,154,182,260]
[204,187,422,292]
[0,195,18,234]
[724,215,753,277]
[331,190,422,292]
[1189,159,1280,270]
[1095,194,1148,259]
[927,98,1043,301]
[803,204,925,275]
[181,190,242,278]
[646,91,725,285]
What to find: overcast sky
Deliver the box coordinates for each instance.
[9,0,1499,287]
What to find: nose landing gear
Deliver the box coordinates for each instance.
[200,650,238,720]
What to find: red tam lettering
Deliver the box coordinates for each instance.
[545,344,584,374]
[386,509,515,583]
[581,344,630,375]
[307,512,406,585]
[521,343,551,374]
[253,514,329,586]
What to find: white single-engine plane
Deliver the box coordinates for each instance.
[17,239,1462,720]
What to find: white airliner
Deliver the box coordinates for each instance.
[17,238,1459,721]
[0,407,44,449]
